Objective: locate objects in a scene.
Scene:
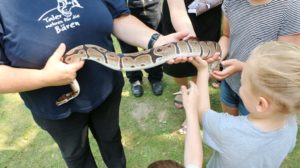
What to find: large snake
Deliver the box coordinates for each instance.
[56,39,221,106]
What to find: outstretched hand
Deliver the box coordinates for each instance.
[211,59,244,80]
[189,56,208,71]
[182,81,200,116]
[42,43,85,86]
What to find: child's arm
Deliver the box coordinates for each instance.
[182,82,203,168]
[189,57,210,123]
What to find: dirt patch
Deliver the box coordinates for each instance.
[131,102,153,129]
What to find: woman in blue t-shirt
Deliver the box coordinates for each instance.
[0,0,187,167]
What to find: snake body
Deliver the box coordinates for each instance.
[56,39,221,106]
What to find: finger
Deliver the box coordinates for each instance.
[182,34,196,40]
[174,56,188,63]
[173,31,189,41]
[49,43,66,61]
[211,73,224,81]
[211,70,230,80]
[189,58,199,67]
[167,59,175,64]
[221,59,235,66]
[181,85,188,99]
[69,60,85,71]
[212,69,228,76]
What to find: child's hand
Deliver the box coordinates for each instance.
[189,56,208,71]
[211,59,244,80]
[182,81,199,117]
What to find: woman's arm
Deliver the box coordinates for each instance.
[278,34,300,45]
[167,0,196,38]
[218,15,230,60]
[113,14,188,49]
[0,44,84,93]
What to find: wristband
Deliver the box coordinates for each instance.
[147,33,161,49]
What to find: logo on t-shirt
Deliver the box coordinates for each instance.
[38,0,84,34]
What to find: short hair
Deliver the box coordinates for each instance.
[245,41,300,113]
[148,160,184,168]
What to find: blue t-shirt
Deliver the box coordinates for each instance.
[0,0,130,119]
[202,110,297,168]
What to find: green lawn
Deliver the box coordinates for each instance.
[0,77,299,168]
[0,39,299,167]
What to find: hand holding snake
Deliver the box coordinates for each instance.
[56,38,221,106]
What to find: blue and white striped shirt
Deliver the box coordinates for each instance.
[223,0,300,94]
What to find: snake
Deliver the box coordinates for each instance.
[56,38,221,106]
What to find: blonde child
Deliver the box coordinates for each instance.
[181,41,300,168]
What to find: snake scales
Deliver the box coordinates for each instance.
[56,39,221,106]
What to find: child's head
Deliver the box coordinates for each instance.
[240,41,300,114]
[148,160,184,168]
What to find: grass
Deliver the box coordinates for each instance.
[0,39,299,168]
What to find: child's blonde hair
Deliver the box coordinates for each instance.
[147,160,184,168]
[245,41,300,113]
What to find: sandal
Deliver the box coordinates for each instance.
[178,125,187,134]
[174,94,183,109]
[212,80,221,88]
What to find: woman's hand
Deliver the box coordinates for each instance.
[154,31,192,64]
[211,59,244,80]
[41,43,84,86]
[154,31,189,47]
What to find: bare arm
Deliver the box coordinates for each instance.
[0,44,84,93]
[190,57,210,123]
[167,0,196,38]
[182,82,203,167]
[218,15,230,60]
[278,34,300,45]
[113,14,188,49]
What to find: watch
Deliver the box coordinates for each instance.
[147,33,161,49]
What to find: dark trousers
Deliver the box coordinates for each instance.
[33,85,125,168]
[119,0,163,84]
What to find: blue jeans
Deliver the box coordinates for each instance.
[220,80,249,115]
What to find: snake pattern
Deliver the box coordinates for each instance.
[56,39,221,106]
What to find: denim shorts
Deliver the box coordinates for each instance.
[220,80,249,115]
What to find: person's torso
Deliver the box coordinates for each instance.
[224,0,292,94]
[0,0,125,119]
[207,115,297,168]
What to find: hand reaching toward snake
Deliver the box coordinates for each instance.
[56,38,221,106]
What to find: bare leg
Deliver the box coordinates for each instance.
[191,75,197,83]
[221,103,239,116]
[174,77,189,87]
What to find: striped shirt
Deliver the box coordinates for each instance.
[222,0,300,94]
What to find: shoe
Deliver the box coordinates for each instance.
[178,125,187,135]
[151,81,163,96]
[131,80,143,97]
